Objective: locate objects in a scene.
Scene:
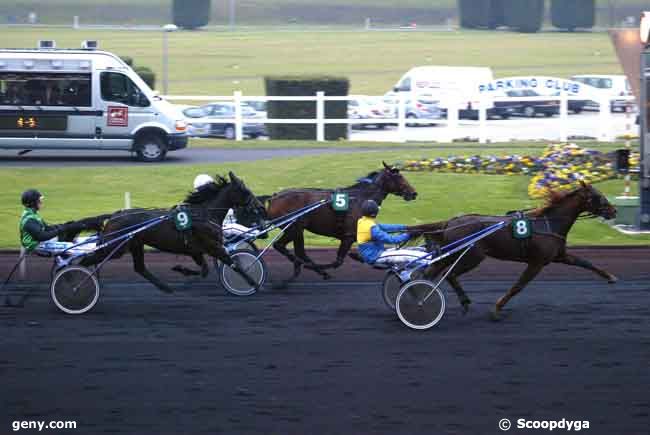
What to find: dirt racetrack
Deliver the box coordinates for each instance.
[1,248,649,435]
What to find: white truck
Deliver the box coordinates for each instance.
[0,41,188,161]
[391,66,495,119]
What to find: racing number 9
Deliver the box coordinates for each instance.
[174,210,192,231]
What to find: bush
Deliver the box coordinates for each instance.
[551,0,595,31]
[120,56,134,67]
[458,0,505,29]
[172,0,210,30]
[503,0,544,33]
[135,66,156,90]
[264,76,349,140]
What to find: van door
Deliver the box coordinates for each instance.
[97,71,153,149]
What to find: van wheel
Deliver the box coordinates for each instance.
[135,135,167,162]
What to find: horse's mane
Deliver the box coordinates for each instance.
[270,170,382,198]
[184,175,229,204]
[528,185,585,217]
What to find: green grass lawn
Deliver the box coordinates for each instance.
[0,27,625,95]
[1,147,647,249]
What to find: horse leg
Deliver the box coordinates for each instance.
[492,263,544,321]
[292,229,331,280]
[272,227,303,288]
[171,253,207,277]
[554,252,617,283]
[130,241,174,294]
[212,244,259,289]
[319,237,354,270]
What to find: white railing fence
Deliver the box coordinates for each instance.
[165,92,637,143]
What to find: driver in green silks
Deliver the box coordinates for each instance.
[19,189,86,253]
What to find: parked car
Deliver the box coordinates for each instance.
[551,91,589,114]
[185,103,266,139]
[348,97,394,129]
[570,74,634,112]
[490,89,559,118]
[182,106,211,137]
[383,93,442,126]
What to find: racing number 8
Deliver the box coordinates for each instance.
[515,220,528,235]
[512,218,531,239]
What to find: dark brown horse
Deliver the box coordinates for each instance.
[80,172,266,293]
[267,162,417,286]
[407,182,617,320]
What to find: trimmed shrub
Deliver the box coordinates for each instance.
[551,0,595,31]
[120,56,134,67]
[172,0,210,30]
[503,0,544,33]
[458,0,505,29]
[265,76,349,140]
[135,66,156,89]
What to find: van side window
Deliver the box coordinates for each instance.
[0,72,91,106]
[100,72,149,107]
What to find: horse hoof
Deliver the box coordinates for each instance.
[322,274,332,281]
[159,287,174,294]
[607,275,618,284]
[461,302,471,315]
[489,310,502,322]
[272,281,289,290]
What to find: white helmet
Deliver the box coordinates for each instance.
[193,174,214,190]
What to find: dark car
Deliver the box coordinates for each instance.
[490,89,560,119]
[201,102,266,139]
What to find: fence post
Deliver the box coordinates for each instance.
[365,17,371,30]
[73,15,79,29]
[397,93,406,143]
[316,91,325,142]
[478,95,487,144]
[598,94,612,142]
[445,98,459,143]
[124,192,131,209]
[559,92,568,143]
[234,91,243,141]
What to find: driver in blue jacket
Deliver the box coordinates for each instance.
[356,199,424,265]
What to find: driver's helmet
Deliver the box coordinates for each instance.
[361,199,379,218]
[21,189,43,208]
[193,174,215,190]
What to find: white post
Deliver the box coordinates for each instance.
[397,93,406,143]
[446,98,459,143]
[73,15,79,29]
[478,95,487,144]
[316,91,325,142]
[559,92,568,143]
[365,17,371,30]
[234,91,243,141]
[18,247,26,279]
[124,192,131,209]
[598,94,612,141]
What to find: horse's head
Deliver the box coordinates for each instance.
[225,172,267,224]
[375,161,417,201]
[578,181,617,220]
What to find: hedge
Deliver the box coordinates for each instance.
[551,0,595,31]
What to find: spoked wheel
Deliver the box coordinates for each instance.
[381,269,423,311]
[396,279,446,330]
[218,249,267,296]
[50,266,100,315]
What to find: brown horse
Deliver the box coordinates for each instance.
[407,182,617,320]
[267,162,417,286]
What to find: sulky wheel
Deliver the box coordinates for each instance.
[396,279,445,330]
[219,249,267,296]
[50,266,100,315]
[381,269,423,311]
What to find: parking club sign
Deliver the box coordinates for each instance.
[477,76,600,98]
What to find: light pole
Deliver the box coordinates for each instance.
[639,13,650,228]
[162,23,178,96]
[229,0,236,30]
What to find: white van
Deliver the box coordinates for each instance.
[392,66,494,119]
[570,74,633,112]
[0,43,188,161]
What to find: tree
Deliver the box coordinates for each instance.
[172,0,211,30]
[551,0,595,31]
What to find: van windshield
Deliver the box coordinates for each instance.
[0,72,91,107]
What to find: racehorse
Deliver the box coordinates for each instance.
[266,162,417,286]
[80,172,266,293]
[407,181,617,320]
